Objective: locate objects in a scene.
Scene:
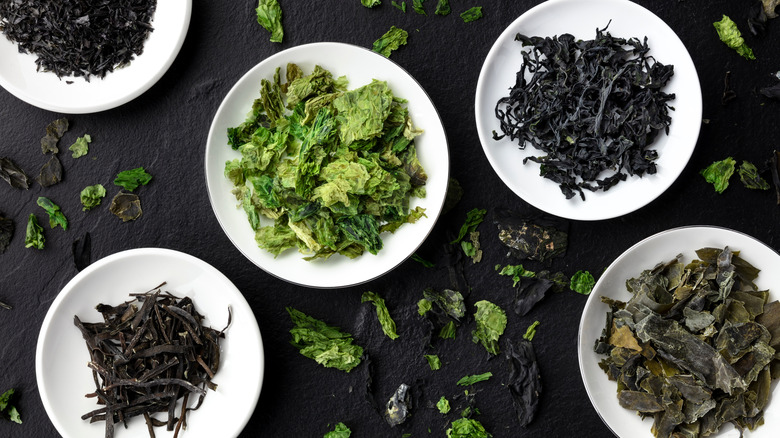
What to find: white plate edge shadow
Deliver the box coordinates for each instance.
[0,0,192,114]
[204,42,450,289]
[35,247,264,438]
[474,0,703,221]
[577,226,780,438]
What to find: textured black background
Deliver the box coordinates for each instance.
[1,0,780,437]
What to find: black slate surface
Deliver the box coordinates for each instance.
[1,0,780,437]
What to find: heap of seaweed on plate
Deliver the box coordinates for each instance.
[74,284,230,438]
[594,247,780,437]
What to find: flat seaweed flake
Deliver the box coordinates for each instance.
[0,1,157,80]
[446,417,491,438]
[494,210,568,262]
[40,118,68,154]
[472,300,507,355]
[109,192,143,222]
[701,157,736,193]
[384,383,411,426]
[36,197,68,230]
[323,422,352,438]
[256,0,283,43]
[24,213,44,249]
[0,388,22,424]
[372,26,409,58]
[713,15,756,60]
[75,287,228,438]
[493,27,675,200]
[738,161,770,190]
[595,247,780,438]
[505,338,541,427]
[37,155,63,187]
[361,291,400,340]
[0,157,30,189]
[287,307,363,372]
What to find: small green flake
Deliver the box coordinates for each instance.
[701,157,736,194]
[392,0,406,12]
[413,0,426,14]
[362,291,400,340]
[287,307,364,372]
[324,422,351,438]
[435,0,450,15]
[418,298,432,316]
[459,6,482,23]
[456,372,492,386]
[69,134,92,158]
[497,264,536,287]
[0,389,21,424]
[425,354,441,370]
[361,0,381,7]
[24,214,44,249]
[439,320,456,339]
[36,197,68,230]
[472,300,506,355]
[523,320,540,341]
[451,208,486,244]
[437,396,451,414]
[570,270,595,295]
[114,167,153,191]
[738,161,770,190]
[256,0,284,43]
[372,26,408,58]
[446,417,490,437]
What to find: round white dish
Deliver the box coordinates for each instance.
[0,0,192,114]
[204,42,449,289]
[36,248,264,438]
[578,226,780,437]
[475,0,702,221]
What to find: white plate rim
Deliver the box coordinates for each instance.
[35,247,264,438]
[578,225,780,438]
[204,41,450,289]
[474,0,703,221]
[0,0,192,114]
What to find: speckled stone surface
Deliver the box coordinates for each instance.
[1,1,779,437]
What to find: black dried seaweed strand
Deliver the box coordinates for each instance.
[0,0,157,80]
[74,284,230,438]
[493,26,675,200]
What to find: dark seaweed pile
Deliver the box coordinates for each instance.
[494,27,675,200]
[0,0,157,80]
[74,286,228,438]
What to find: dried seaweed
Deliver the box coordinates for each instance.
[505,338,541,427]
[40,118,68,153]
[72,232,91,272]
[595,247,780,437]
[494,210,568,262]
[384,383,411,427]
[493,26,674,200]
[0,157,31,189]
[109,192,142,222]
[37,155,63,187]
[0,214,13,254]
[75,287,228,438]
[0,0,157,80]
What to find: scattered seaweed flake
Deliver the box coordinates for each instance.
[505,338,541,427]
[493,27,674,200]
[0,214,13,254]
[384,383,411,427]
[40,118,69,153]
[72,232,91,271]
[595,247,780,437]
[37,155,63,187]
[494,210,568,262]
[75,287,227,438]
[0,157,31,189]
[109,192,143,222]
[0,0,157,80]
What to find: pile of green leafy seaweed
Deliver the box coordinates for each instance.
[225,63,427,260]
[493,27,675,200]
[595,247,780,438]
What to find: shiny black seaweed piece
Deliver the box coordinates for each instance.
[494,210,568,262]
[72,232,91,271]
[504,339,541,427]
[0,0,157,80]
[493,27,675,200]
[0,157,31,189]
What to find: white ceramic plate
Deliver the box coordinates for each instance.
[0,0,191,114]
[36,248,264,438]
[205,42,449,289]
[578,226,780,438]
[475,0,702,221]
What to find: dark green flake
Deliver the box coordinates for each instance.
[0,157,31,189]
[37,155,63,187]
[456,372,492,386]
[24,214,44,249]
[114,167,152,191]
[451,208,486,244]
[287,307,363,372]
[391,1,406,12]
[701,157,735,193]
[411,253,434,267]
[109,192,143,222]
[570,270,595,295]
[40,118,68,154]
[412,0,426,14]
[425,354,441,370]
[372,26,408,58]
[435,0,450,15]
[459,6,482,22]
[36,197,67,230]
[738,161,770,190]
[497,264,536,287]
[256,0,284,43]
[0,388,21,424]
